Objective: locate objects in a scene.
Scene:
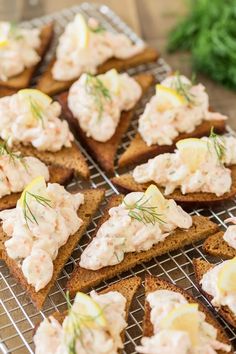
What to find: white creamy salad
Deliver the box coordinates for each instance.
[133,135,236,196]
[80,186,192,270]
[0,89,73,152]
[0,22,41,81]
[136,289,231,353]
[68,69,142,142]
[34,290,127,354]
[138,74,227,147]
[0,177,84,291]
[52,14,145,81]
[223,217,236,250]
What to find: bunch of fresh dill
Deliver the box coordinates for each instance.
[167,0,236,89]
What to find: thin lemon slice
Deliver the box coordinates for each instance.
[99,69,120,95]
[217,257,236,294]
[19,176,46,206]
[176,138,208,172]
[70,292,107,328]
[0,37,8,47]
[160,303,200,346]
[0,22,9,48]
[18,89,52,109]
[74,13,89,48]
[145,184,167,210]
[155,84,186,110]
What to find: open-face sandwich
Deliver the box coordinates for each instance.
[33,276,141,354]
[118,73,226,169]
[0,21,53,90]
[0,176,105,309]
[66,185,218,294]
[0,140,72,211]
[193,257,236,328]
[36,13,158,95]
[0,88,90,179]
[113,133,236,204]
[136,275,232,353]
[58,69,153,173]
[203,217,236,259]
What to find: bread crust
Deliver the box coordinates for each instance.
[112,165,236,204]
[203,231,236,259]
[66,195,219,295]
[0,23,54,90]
[37,47,158,95]
[58,73,154,173]
[1,188,105,309]
[142,275,233,353]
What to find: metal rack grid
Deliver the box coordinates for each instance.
[0,3,236,353]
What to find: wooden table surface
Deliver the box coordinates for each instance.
[7,0,236,128]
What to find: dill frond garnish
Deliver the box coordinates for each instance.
[89,24,105,33]
[85,73,111,120]
[9,22,23,40]
[22,191,51,226]
[174,71,196,105]
[123,194,164,225]
[0,140,28,170]
[208,127,226,162]
[28,96,45,127]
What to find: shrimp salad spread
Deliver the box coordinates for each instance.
[222,217,236,250]
[0,22,41,81]
[34,290,127,354]
[201,257,236,316]
[138,74,227,147]
[68,69,142,142]
[79,186,192,270]
[0,89,74,152]
[0,177,84,291]
[133,135,236,197]
[52,14,145,81]
[136,290,231,354]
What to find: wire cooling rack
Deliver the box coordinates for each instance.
[0,3,236,353]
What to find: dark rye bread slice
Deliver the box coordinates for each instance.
[0,164,72,213]
[203,231,236,259]
[1,188,105,310]
[36,47,158,95]
[58,73,153,174]
[142,275,232,354]
[118,120,226,169]
[66,194,219,295]
[10,141,90,179]
[0,23,54,90]
[0,87,17,98]
[112,165,236,204]
[34,277,141,353]
[193,258,236,328]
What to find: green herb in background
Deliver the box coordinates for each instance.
[167,0,236,89]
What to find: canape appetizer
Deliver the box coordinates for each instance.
[113,133,236,203]
[37,13,158,95]
[136,275,232,354]
[0,21,53,90]
[194,257,236,328]
[0,176,104,308]
[118,73,226,168]
[0,88,89,178]
[66,185,218,294]
[34,277,141,354]
[58,69,153,172]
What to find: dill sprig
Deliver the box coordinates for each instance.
[85,73,111,120]
[208,127,226,162]
[89,24,105,33]
[22,191,51,226]
[174,72,196,105]
[0,140,28,170]
[123,194,165,225]
[28,96,45,127]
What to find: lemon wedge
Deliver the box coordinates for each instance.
[68,292,107,328]
[0,22,9,48]
[18,89,52,109]
[99,69,120,95]
[160,303,200,346]
[0,37,8,47]
[74,13,89,49]
[155,84,186,111]
[145,184,167,210]
[176,138,208,172]
[217,257,236,294]
[19,176,46,206]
